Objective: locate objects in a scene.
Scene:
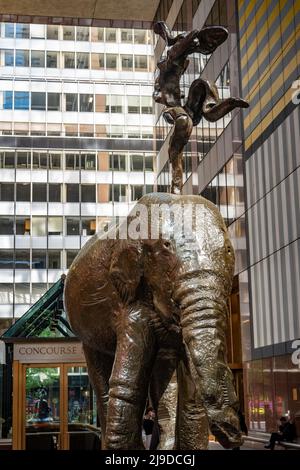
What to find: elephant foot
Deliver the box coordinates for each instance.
[209,406,244,449]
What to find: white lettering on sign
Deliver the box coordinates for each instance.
[14,342,85,363]
[291,339,300,366]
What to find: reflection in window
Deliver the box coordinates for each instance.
[106,29,116,42]
[130,154,143,171]
[4,50,14,66]
[80,94,94,112]
[63,26,75,40]
[64,52,75,68]
[31,92,46,110]
[15,50,29,67]
[110,184,127,202]
[16,151,31,168]
[0,152,15,168]
[77,53,89,69]
[32,250,46,269]
[47,25,59,39]
[121,55,133,70]
[66,153,80,170]
[141,96,153,114]
[66,184,79,202]
[48,93,60,111]
[145,155,153,171]
[16,24,29,38]
[81,184,96,202]
[16,217,30,235]
[66,218,80,235]
[31,283,47,302]
[0,217,14,235]
[66,94,78,111]
[5,24,14,38]
[15,250,30,269]
[16,183,30,201]
[109,154,126,171]
[127,96,140,113]
[81,218,96,236]
[47,51,58,68]
[48,251,61,269]
[91,53,104,70]
[15,283,30,303]
[81,153,95,170]
[67,250,78,268]
[0,251,14,269]
[33,152,47,168]
[32,217,46,236]
[32,183,47,202]
[49,153,61,169]
[14,92,29,110]
[76,27,89,41]
[106,54,117,69]
[134,55,147,70]
[31,50,45,67]
[49,184,61,202]
[131,185,143,201]
[48,217,63,235]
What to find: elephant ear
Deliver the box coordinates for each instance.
[109,241,142,304]
[196,26,228,54]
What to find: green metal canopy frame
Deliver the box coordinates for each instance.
[1,276,74,340]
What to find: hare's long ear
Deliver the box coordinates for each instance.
[109,241,142,304]
[196,26,228,54]
[153,21,181,46]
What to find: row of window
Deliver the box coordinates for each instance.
[0,249,77,270]
[1,50,153,71]
[2,24,152,44]
[0,151,154,171]
[0,90,153,113]
[0,215,123,237]
[0,183,154,203]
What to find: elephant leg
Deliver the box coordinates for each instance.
[83,344,114,448]
[175,353,209,450]
[105,302,156,450]
[149,347,178,449]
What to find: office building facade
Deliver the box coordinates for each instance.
[154,0,300,434]
[0,23,155,332]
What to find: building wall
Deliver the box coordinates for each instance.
[0,23,156,329]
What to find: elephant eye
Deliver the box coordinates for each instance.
[163,241,171,249]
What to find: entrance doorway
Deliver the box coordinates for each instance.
[14,362,100,450]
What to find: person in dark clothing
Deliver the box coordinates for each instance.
[264,416,297,450]
[143,407,155,450]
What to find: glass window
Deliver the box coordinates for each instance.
[109,154,126,171]
[105,29,116,42]
[31,92,46,110]
[131,185,143,201]
[32,183,47,202]
[32,151,47,169]
[109,126,123,138]
[81,184,96,202]
[46,51,58,68]
[32,217,46,236]
[66,184,79,202]
[91,27,104,41]
[15,50,29,67]
[63,26,75,40]
[4,50,14,66]
[49,153,61,169]
[145,154,153,171]
[106,54,117,69]
[32,250,46,269]
[91,53,104,69]
[141,96,153,114]
[16,24,29,38]
[64,52,75,68]
[0,250,14,269]
[81,153,95,170]
[110,184,127,202]
[47,25,59,40]
[81,218,96,236]
[121,55,133,70]
[48,93,60,111]
[80,94,94,112]
[16,151,31,168]
[134,55,147,70]
[127,96,140,113]
[134,30,147,44]
[66,153,80,170]
[48,217,63,235]
[0,151,15,168]
[4,24,14,38]
[65,93,78,111]
[15,250,30,269]
[31,50,45,67]
[15,283,30,303]
[66,218,80,235]
[16,183,30,201]
[110,95,123,113]
[67,250,78,268]
[16,217,30,235]
[128,127,140,138]
[49,184,61,202]
[145,185,153,193]
[31,283,47,302]
[0,217,14,235]
[3,91,13,109]
[76,27,89,41]
[14,92,29,110]
[48,251,61,269]
[77,52,89,69]
[130,154,143,171]
[121,29,133,43]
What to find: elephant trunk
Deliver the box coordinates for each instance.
[173,270,243,449]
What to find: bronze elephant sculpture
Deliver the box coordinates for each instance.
[64,193,243,450]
